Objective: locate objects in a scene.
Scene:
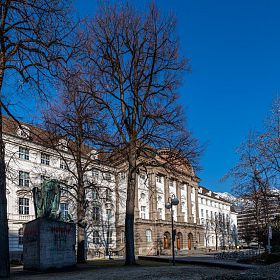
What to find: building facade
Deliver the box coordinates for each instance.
[3,117,237,260]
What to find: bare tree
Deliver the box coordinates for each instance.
[225,99,280,249]
[257,97,280,187]
[0,1,75,276]
[43,68,108,263]
[80,2,199,264]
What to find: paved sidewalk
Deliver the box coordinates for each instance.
[138,255,257,270]
[8,259,240,280]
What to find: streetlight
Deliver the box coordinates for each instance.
[165,194,179,266]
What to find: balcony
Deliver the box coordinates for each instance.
[8,213,35,222]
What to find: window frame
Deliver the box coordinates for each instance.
[146,229,152,243]
[19,197,29,215]
[93,206,100,221]
[41,153,50,165]
[60,203,69,219]
[19,171,30,187]
[19,146,29,160]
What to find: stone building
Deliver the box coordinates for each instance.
[115,165,205,256]
[3,117,237,259]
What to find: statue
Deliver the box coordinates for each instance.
[32,179,61,220]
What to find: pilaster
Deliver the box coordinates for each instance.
[187,183,193,223]
[176,181,183,222]
[195,186,199,225]
[149,172,157,220]
[164,176,171,220]
[134,173,139,219]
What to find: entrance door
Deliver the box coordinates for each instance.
[188,233,193,250]
[177,232,183,250]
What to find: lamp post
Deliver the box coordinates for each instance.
[165,194,179,266]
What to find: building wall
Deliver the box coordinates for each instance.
[4,121,238,259]
[197,188,238,249]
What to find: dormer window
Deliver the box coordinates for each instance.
[58,139,68,151]
[17,125,30,139]
[89,150,98,160]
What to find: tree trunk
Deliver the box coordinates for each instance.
[125,148,137,265]
[77,176,86,263]
[0,99,10,277]
[215,233,218,251]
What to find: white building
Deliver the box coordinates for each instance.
[198,187,238,250]
[3,117,237,260]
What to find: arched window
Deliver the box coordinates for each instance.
[146,229,152,243]
[18,228,23,245]
[93,231,99,244]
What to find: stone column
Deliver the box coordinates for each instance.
[176,181,183,222]
[195,186,199,225]
[149,172,157,220]
[187,183,192,223]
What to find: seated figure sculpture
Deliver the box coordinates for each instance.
[32,179,61,220]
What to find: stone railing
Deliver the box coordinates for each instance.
[8,213,35,222]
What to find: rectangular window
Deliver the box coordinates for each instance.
[60,203,69,219]
[105,189,112,201]
[156,175,162,183]
[92,169,99,180]
[93,206,100,221]
[201,209,204,217]
[60,159,67,170]
[169,180,174,187]
[19,147,29,160]
[93,231,99,244]
[19,171,30,187]
[41,153,50,165]
[141,206,146,219]
[106,208,112,218]
[19,198,29,215]
[92,189,99,200]
[158,208,163,219]
[206,210,209,219]
[146,230,152,242]
[104,172,111,181]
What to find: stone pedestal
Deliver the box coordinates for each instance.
[23,218,76,270]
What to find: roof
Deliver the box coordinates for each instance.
[2,116,94,156]
[198,185,232,204]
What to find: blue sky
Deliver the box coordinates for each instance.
[75,0,280,193]
[8,1,278,194]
